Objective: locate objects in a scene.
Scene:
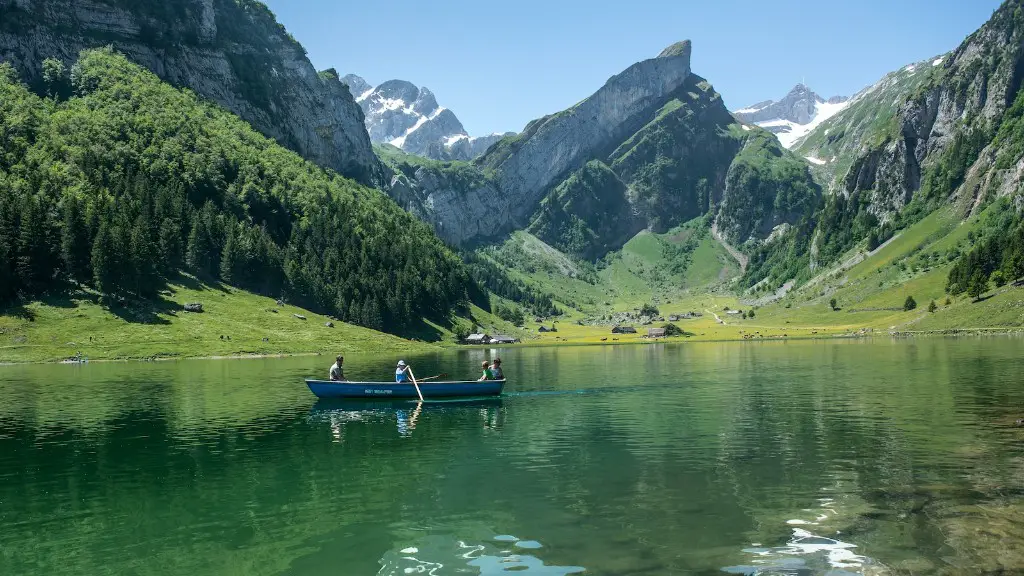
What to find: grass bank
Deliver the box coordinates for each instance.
[0,279,438,364]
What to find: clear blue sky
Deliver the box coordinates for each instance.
[263,0,1002,136]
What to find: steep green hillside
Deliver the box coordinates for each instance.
[526,160,638,260]
[794,56,942,187]
[0,49,476,337]
[480,217,741,315]
[743,0,1024,299]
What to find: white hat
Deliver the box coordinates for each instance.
[397,360,406,366]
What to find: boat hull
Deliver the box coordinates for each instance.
[305,379,505,399]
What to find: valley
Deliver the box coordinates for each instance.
[0,0,1022,364]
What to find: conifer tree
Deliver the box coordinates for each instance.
[91,222,116,297]
[220,223,238,284]
[60,196,91,283]
[158,218,182,275]
[130,215,157,296]
[16,196,49,291]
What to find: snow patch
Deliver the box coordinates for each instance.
[933,57,944,66]
[805,156,827,165]
[389,115,429,148]
[741,125,751,131]
[735,106,765,114]
[445,134,469,147]
[379,98,406,111]
[356,88,374,103]
[428,106,446,120]
[904,64,916,73]
[756,99,849,148]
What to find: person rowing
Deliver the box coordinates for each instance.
[395,360,411,383]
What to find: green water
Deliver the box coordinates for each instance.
[1,339,1023,575]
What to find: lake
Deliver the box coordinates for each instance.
[1,338,1022,575]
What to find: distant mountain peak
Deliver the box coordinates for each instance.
[733,84,849,148]
[340,74,513,161]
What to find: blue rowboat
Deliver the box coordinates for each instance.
[305,379,505,399]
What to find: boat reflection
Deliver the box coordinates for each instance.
[308,397,505,441]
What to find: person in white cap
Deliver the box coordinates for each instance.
[395,360,411,383]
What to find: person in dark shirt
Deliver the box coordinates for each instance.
[489,358,504,380]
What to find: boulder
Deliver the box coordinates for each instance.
[183,303,203,313]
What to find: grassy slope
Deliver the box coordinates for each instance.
[0,279,438,364]
[488,203,1022,346]
[750,205,1024,333]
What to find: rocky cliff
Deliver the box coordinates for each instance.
[0,0,379,184]
[802,0,1024,226]
[742,0,1024,288]
[382,41,820,257]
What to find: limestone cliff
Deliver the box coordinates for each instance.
[479,40,695,226]
[381,41,820,257]
[0,0,379,184]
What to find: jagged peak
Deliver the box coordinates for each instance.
[657,40,692,61]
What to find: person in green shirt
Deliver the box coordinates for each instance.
[478,360,494,381]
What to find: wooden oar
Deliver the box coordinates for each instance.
[407,367,425,403]
[417,373,448,382]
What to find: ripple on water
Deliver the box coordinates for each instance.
[378,535,583,575]
[723,528,877,575]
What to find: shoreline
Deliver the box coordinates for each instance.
[2,327,1021,367]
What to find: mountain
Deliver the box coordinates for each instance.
[382,40,820,257]
[793,58,942,190]
[742,0,1024,297]
[733,84,848,148]
[341,74,514,161]
[0,0,379,184]
[0,48,478,334]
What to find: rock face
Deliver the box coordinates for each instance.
[480,40,696,218]
[0,0,379,184]
[807,0,1024,225]
[383,40,820,255]
[342,74,512,161]
[733,84,848,148]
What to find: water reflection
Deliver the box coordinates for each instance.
[378,535,585,575]
[308,398,505,440]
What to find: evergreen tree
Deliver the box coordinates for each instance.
[60,196,91,283]
[967,270,989,301]
[91,222,117,296]
[220,223,238,284]
[16,196,50,291]
[158,218,182,275]
[185,209,218,277]
[903,295,917,311]
[130,215,158,296]
[0,191,16,302]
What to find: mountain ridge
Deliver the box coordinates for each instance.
[341,73,514,161]
[381,40,821,262]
